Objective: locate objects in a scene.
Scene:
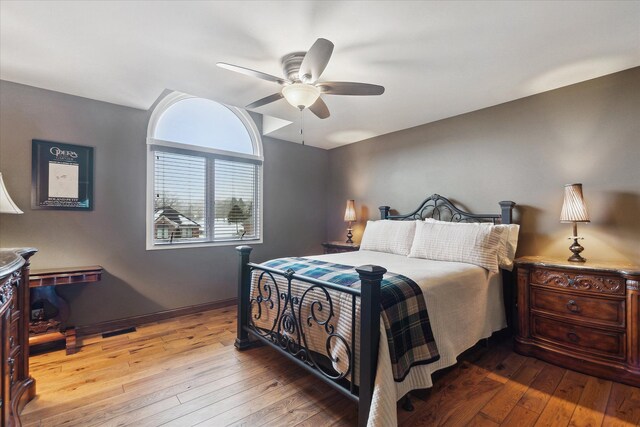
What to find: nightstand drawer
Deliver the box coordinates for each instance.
[531,315,625,359]
[530,268,625,296]
[322,242,360,254]
[530,286,625,328]
[324,247,350,254]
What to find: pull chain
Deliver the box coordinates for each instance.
[300,108,305,146]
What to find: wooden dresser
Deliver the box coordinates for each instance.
[514,256,640,387]
[0,248,37,426]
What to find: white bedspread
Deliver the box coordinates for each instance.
[307,250,506,427]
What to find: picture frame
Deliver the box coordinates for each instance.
[31,140,94,210]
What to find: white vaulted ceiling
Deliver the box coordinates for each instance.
[1,1,639,149]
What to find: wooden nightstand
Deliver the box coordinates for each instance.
[513,256,640,387]
[322,241,360,254]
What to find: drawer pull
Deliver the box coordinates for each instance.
[567,332,580,343]
[8,357,15,384]
[568,278,575,287]
[566,300,580,313]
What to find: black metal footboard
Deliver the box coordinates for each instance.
[235,246,385,427]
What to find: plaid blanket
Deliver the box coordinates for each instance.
[261,257,440,382]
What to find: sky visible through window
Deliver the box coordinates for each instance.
[155,98,254,154]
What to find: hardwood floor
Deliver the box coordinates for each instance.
[21,306,640,427]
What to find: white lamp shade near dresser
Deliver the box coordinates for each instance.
[0,172,23,214]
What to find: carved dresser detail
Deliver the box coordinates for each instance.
[514,256,640,387]
[0,248,37,426]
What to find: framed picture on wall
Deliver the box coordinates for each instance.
[31,140,94,210]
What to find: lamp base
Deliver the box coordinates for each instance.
[568,238,586,263]
[346,228,353,244]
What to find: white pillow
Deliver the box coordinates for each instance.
[360,220,418,256]
[409,220,506,273]
[423,219,520,271]
[492,224,520,271]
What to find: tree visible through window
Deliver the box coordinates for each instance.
[147,93,262,249]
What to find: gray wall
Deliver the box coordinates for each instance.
[2,66,638,328]
[326,67,640,263]
[0,80,328,326]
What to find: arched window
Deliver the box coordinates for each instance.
[146,92,263,249]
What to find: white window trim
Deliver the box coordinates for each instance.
[146,92,264,250]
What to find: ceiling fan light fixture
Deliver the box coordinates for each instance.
[282,83,320,110]
[219,38,384,121]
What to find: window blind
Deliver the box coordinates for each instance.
[154,151,207,243]
[153,150,260,245]
[214,159,260,241]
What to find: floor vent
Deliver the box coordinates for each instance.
[102,327,137,338]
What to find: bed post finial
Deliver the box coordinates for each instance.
[356,264,386,426]
[235,246,253,350]
[379,206,390,220]
[499,201,516,224]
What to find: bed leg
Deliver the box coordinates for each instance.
[235,245,253,350]
[357,265,386,427]
[402,393,414,412]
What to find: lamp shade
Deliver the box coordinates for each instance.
[282,83,321,110]
[560,183,589,223]
[344,199,356,222]
[0,172,23,214]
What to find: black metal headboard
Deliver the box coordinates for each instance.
[379,194,515,225]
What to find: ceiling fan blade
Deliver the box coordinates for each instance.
[299,38,334,83]
[246,92,284,109]
[318,82,385,96]
[309,97,330,119]
[217,62,288,85]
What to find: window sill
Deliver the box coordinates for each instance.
[146,239,263,251]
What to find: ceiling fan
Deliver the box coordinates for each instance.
[217,38,385,119]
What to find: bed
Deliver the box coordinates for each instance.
[234,194,516,426]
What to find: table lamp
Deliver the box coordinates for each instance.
[560,183,589,262]
[0,172,23,214]
[344,199,356,244]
